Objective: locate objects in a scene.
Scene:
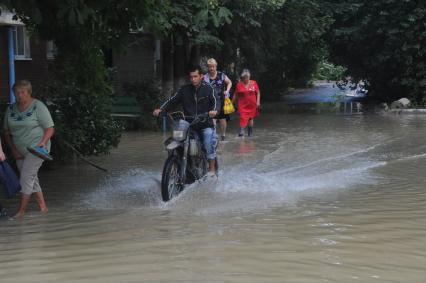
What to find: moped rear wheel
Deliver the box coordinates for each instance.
[161,156,183,202]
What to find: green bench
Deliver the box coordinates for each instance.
[111,96,142,118]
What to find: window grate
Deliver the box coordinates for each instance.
[12,26,31,60]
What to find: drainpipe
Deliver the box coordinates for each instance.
[7,27,16,104]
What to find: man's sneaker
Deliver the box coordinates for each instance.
[206,171,218,180]
[221,135,226,141]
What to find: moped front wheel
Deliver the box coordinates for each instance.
[161,155,183,202]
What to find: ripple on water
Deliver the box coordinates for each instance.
[2,113,426,282]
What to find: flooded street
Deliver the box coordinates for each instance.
[1,111,426,283]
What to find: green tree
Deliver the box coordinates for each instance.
[327,0,426,103]
[168,0,232,47]
[160,0,233,92]
[216,0,332,99]
[2,1,169,156]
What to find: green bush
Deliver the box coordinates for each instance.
[39,48,122,159]
[313,60,347,82]
[122,79,164,130]
[40,83,121,159]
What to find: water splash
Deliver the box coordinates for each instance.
[160,146,386,215]
[82,168,162,210]
[80,138,388,214]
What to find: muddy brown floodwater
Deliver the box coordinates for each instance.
[1,112,426,283]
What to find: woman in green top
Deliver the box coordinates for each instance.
[3,80,54,218]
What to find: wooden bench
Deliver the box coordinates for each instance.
[111,96,142,118]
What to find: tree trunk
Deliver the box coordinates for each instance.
[189,44,201,67]
[173,40,187,90]
[162,35,174,98]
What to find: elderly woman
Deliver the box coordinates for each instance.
[232,69,261,137]
[204,58,232,141]
[3,80,54,218]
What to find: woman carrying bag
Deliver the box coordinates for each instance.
[3,80,54,219]
[204,58,233,141]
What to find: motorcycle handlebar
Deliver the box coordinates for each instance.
[185,113,209,126]
[162,111,210,123]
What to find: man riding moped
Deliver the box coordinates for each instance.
[153,65,219,177]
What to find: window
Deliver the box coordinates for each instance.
[46,41,57,60]
[12,26,31,60]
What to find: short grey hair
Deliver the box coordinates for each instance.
[207,58,218,66]
[13,80,32,95]
[240,69,251,78]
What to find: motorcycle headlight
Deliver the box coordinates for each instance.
[173,130,184,140]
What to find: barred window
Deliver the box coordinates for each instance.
[46,40,57,60]
[12,26,31,60]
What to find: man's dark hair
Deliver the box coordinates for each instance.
[188,65,203,75]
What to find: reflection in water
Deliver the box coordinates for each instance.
[1,113,426,282]
[237,139,257,155]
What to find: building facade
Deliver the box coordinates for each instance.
[1,10,163,102]
[112,33,162,95]
[0,10,51,103]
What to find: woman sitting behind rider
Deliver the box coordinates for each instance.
[153,66,219,176]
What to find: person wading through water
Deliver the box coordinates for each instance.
[232,69,261,137]
[204,58,232,141]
